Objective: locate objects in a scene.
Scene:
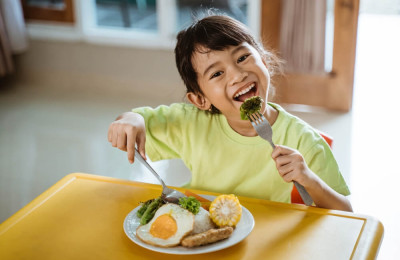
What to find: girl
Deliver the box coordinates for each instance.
[108,15,352,212]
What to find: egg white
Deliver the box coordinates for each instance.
[136,203,194,247]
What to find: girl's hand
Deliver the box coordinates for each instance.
[271,145,315,187]
[272,145,353,211]
[107,112,146,164]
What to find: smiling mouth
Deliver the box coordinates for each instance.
[233,83,257,102]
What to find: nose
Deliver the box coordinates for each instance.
[229,65,248,86]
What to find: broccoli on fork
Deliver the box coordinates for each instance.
[240,96,264,120]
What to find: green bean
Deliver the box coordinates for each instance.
[136,199,154,218]
[140,197,163,225]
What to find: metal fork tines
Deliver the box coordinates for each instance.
[248,111,314,206]
[248,112,275,149]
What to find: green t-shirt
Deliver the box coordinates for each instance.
[133,102,350,203]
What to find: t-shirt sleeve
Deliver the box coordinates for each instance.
[132,104,186,162]
[303,139,351,196]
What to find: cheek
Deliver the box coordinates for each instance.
[265,69,271,86]
[197,78,208,93]
[257,60,270,76]
[201,81,225,99]
[256,63,271,87]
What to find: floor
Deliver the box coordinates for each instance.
[0,14,399,259]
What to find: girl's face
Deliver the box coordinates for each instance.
[190,42,271,123]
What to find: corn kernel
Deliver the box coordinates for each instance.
[209,194,242,227]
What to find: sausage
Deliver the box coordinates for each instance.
[181,227,234,247]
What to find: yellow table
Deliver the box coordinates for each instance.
[0,173,383,260]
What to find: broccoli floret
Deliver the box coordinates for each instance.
[179,196,201,215]
[240,96,264,120]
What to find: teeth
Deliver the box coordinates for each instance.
[234,83,255,98]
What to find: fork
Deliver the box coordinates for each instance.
[134,148,186,204]
[248,112,314,206]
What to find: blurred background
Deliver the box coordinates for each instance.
[0,0,399,259]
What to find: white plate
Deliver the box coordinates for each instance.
[123,195,255,255]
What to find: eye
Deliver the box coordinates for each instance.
[210,71,223,79]
[237,54,250,63]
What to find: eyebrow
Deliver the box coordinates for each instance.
[232,45,247,56]
[202,45,248,78]
[202,62,219,78]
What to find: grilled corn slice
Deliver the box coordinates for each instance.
[209,194,242,227]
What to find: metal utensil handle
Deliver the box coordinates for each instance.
[134,149,166,187]
[294,181,313,206]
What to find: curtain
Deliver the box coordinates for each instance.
[280,0,327,74]
[0,10,12,77]
[0,0,28,78]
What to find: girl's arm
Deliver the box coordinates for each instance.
[304,175,353,212]
[271,145,353,212]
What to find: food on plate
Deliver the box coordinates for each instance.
[240,96,264,120]
[181,226,234,248]
[136,203,195,247]
[209,194,242,227]
[192,207,216,234]
[184,190,211,210]
[179,196,201,214]
[135,192,243,248]
[136,197,164,225]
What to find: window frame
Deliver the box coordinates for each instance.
[26,0,261,50]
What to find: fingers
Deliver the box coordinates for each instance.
[273,153,292,168]
[271,145,306,183]
[276,163,295,182]
[109,122,136,153]
[126,130,147,164]
[126,130,135,164]
[271,145,294,159]
[136,133,147,160]
[108,112,147,164]
[107,124,113,142]
[117,131,127,151]
[272,145,303,163]
[109,120,146,164]
[111,124,119,148]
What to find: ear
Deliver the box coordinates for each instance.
[186,92,212,111]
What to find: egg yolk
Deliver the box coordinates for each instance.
[150,214,177,239]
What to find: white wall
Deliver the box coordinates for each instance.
[13,39,187,104]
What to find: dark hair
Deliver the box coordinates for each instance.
[175,15,282,114]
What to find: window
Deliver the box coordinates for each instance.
[176,0,249,32]
[25,0,260,49]
[95,0,157,31]
[80,0,260,49]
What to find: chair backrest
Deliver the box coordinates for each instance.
[291,131,333,204]
[318,131,333,148]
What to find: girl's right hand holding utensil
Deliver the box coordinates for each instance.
[108,112,147,163]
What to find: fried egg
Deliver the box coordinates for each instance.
[136,203,194,247]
